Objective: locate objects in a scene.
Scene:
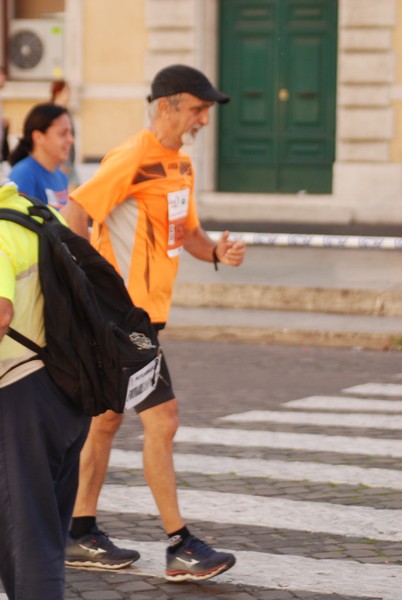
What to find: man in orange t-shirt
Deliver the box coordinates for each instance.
[70,128,200,324]
[62,64,245,580]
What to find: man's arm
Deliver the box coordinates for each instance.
[184,226,245,267]
[0,297,13,342]
[60,200,91,240]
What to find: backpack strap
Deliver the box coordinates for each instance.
[6,327,43,355]
[0,207,43,234]
[0,198,49,357]
[0,194,56,230]
[24,195,56,222]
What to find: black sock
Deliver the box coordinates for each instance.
[70,516,97,539]
[167,525,191,547]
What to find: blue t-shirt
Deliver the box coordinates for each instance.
[9,156,69,210]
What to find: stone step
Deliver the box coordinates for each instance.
[162,305,402,351]
[172,281,402,317]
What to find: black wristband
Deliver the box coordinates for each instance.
[212,246,219,271]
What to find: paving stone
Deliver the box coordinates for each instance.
[219,592,255,600]
[114,581,156,592]
[128,596,170,600]
[81,592,122,600]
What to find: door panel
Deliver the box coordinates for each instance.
[218,0,337,193]
[219,0,277,188]
[240,40,270,124]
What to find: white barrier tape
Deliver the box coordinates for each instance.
[206,231,402,250]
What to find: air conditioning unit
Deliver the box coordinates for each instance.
[8,19,64,81]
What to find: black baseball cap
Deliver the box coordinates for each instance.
[147,64,230,104]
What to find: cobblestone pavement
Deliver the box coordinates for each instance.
[3,341,402,599]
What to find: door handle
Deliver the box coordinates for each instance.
[278,88,289,101]
[298,91,316,98]
[244,91,263,98]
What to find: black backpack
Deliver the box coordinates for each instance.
[0,196,160,416]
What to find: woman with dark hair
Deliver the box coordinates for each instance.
[8,103,74,209]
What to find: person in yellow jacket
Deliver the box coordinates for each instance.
[61,64,245,580]
[0,182,90,600]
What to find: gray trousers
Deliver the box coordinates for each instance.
[0,368,90,600]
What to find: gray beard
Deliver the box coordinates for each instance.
[181,130,196,146]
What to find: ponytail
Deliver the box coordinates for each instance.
[8,136,32,166]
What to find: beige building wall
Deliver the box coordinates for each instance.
[80,100,144,160]
[3,0,148,160]
[79,0,147,157]
[390,0,402,163]
[2,0,402,224]
[83,0,145,84]
[330,0,402,224]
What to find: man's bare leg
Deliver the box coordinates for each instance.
[71,399,182,531]
[140,400,236,582]
[73,410,123,517]
[66,410,140,569]
[139,398,184,533]
[67,396,235,579]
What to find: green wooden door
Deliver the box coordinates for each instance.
[218,0,337,193]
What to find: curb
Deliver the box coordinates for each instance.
[160,325,400,351]
[172,282,402,317]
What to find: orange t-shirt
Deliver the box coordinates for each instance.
[70,129,200,323]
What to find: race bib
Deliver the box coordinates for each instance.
[167,188,190,258]
[124,353,162,411]
[46,188,69,211]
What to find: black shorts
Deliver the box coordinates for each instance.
[134,323,175,413]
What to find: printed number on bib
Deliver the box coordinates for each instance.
[167,188,190,258]
[125,352,162,410]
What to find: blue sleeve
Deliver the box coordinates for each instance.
[9,164,47,204]
[9,164,36,195]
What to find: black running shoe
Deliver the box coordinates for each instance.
[165,535,236,582]
[65,527,140,570]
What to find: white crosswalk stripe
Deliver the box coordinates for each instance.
[285,395,402,412]
[175,425,402,456]
[343,382,402,397]
[217,409,402,429]
[109,540,402,600]
[109,448,402,490]
[99,485,402,541]
[94,383,402,598]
